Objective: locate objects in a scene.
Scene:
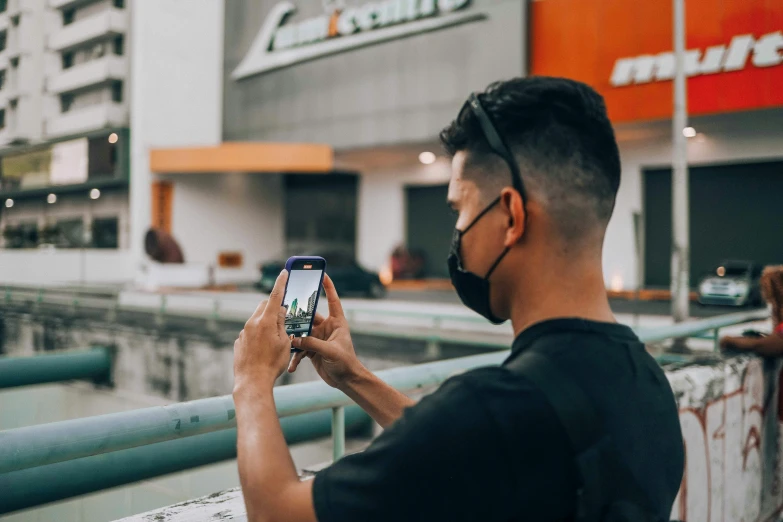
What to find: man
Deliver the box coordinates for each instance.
[232,77,684,522]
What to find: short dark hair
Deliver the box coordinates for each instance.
[440,76,621,241]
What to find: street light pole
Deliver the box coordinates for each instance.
[671,0,690,323]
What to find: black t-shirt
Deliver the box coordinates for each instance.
[313,318,684,522]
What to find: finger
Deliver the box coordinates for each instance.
[322,274,345,319]
[277,306,287,333]
[291,335,334,356]
[248,301,268,325]
[288,350,307,373]
[258,269,288,323]
[312,313,326,327]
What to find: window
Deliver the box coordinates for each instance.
[113,0,124,7]
[62,52,74,70]
[113,35,124,56]
[55,218,84,248]
[0,31,7,53]
[0,0,6,14]
[61,93,74,113]
[10,57,18,68]
[111,81,122,103]
[0,109,5,130]
[9,99,17,109]
[92,217,119,249]
[3,221,39,249]
[91,42,106,59]
[0,70,6,91]
[63,9,75,25]
[11,14,19,26]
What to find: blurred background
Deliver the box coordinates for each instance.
[0,0,781,520]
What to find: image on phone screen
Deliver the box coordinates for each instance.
[283,259,325,337]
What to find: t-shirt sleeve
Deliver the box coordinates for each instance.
[311,371,567,522]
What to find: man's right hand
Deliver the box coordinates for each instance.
[288,274,366,389]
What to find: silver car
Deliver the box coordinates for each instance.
[697,260,763,307]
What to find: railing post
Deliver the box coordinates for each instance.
[207,299,220,332]
[425,338,441,359]
[713,327,720,352]
[156,295,167,326]
[332,406,345,461]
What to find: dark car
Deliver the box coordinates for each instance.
[697,260,764,307]
[256,252,387,299]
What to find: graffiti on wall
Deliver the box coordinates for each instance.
[670,358,783,522]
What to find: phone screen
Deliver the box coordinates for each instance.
[283,259,325,338]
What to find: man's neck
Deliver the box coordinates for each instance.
[507,261,615,338]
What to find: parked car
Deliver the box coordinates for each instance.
[256,252,387,299]
[697,260,764,307]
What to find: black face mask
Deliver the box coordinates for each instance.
[448,195,511,324]
[447,93,528,324]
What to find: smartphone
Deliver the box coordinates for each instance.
[282,256,326,352]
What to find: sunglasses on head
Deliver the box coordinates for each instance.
[459,93,528,205]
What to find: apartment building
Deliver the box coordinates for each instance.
[0,0,130,253]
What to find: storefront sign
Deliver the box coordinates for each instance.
[232,0,482,79]
[530,0,783,122]
[611,31,783,87]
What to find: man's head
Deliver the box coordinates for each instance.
[441,76,621,321]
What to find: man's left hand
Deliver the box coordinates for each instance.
[234,269,292,390]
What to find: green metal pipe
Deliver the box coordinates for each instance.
[332,406,345,461]
[0,347,111,389]
[0,405,370,515]
[0,309,766,475]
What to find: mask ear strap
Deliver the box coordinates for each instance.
[485,246,511,279]
[462,196,502,234]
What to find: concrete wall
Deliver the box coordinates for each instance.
[605,108,783,291]
[128,0,225,272]
[0,249,134,284]
[222,0,526,148]
[668,355,783,521]
[164,173,285,283]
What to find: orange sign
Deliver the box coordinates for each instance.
[531,0,783,123]
[218,252,244,268]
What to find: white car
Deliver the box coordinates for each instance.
[697,260,763,307]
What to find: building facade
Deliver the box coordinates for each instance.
[215,0,527,279]
[4,0,778,291]
[0,0,131,275]
[532,0,783,290]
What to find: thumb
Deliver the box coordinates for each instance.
[292,335,333,356]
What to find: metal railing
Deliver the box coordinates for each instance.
[0,308,768,514]
[0,347,112,389]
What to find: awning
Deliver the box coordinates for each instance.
[149,142,333,174]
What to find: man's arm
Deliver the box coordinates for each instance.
[234,379,316,522]
[337,366,415,428]
[289,275,415,428]
[232,269,317,522]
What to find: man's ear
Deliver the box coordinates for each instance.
[501,187,525,247]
